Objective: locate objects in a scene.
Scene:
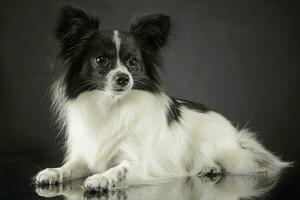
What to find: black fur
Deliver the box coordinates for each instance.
[167,97,182,126]
[53,6,170,98]
[130,14,170,51]
[177,98,211,113]
[167,98,211,126]
[55,5,99,57]
[63,31,118,98]
[130,14,170,93]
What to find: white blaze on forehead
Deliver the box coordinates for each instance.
[113,30,121,57]
[113,30,127,72]
[113,30,126,71]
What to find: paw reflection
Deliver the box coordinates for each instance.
[36,184,62,197]
[84,190,127,200]
[35,174,278,200]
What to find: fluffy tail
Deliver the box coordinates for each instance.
[237,129,291,175]
[223,129,291,176]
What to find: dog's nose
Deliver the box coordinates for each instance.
[115,73,129,87]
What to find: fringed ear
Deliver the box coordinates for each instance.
[55,5,99,55]
[130,14,170,51]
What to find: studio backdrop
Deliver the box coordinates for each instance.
[0,0,299,169]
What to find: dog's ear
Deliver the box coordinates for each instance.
[55,5,99,54]
[130,14,170,51]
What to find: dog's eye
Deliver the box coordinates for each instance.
[127,57,137,68]
[127,57,138,71]
[95,56,109,66]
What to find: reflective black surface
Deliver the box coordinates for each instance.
[1,157,299,200]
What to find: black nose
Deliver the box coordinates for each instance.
[116,73,129,87]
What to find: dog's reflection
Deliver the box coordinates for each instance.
[35,174,278,200]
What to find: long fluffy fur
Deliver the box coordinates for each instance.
[35,5,289,190]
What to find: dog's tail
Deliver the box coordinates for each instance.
[237,129,291,175]
[222,129,291,176]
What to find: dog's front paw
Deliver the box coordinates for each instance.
[84,174,116,192]
[207,166,222,175]
[201,165,222,176]
[35,168,63,185]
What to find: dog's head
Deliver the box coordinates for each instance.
[55,5,170,99]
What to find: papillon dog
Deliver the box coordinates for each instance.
[35,5,289,191]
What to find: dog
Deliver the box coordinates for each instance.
[35,5,289,191]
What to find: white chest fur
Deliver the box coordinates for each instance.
[64,90,169,173]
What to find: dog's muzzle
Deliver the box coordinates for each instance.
[112,72,131,91]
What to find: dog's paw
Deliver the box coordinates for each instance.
[35,168,63,185]
[202,165,222,176]
[84,174,116,192]
[208,166,222,175]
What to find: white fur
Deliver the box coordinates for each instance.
[36,31,289,190]
[36,87,289,189]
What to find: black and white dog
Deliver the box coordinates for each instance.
[35,5,289,191]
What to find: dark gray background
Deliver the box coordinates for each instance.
[0,0,299,167]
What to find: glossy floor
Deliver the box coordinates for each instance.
[1,158,299,200]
